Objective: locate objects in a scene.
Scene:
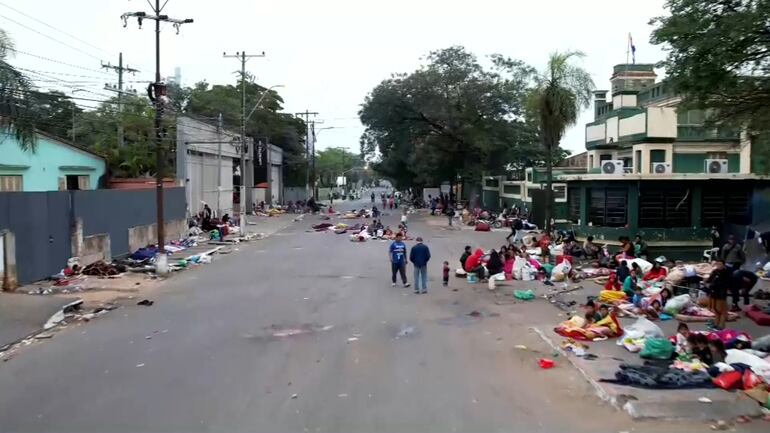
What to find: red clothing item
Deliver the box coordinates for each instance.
[464,248,484,272]
[604,273,621,291]
[643,266,668,281]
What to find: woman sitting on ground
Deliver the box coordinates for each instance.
[486,249,504,277]
[464,248,486,280]
[622,269,639,297]
[643,261,668,282]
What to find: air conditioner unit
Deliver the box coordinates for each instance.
[651,162,671,174]
[601,160,625,174]
[705,159,728,174]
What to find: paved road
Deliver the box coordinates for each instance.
[0,195,748,433]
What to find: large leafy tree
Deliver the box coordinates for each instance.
[530,51,594,232]
[183,78,308,186]
[359,46,539,193]
[650,0,770,128]
[651,0,770,173]
[315,147,361,187]
[0,28,35,150]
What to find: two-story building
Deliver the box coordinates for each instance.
[482,63,770,252]
[0,130,106,191]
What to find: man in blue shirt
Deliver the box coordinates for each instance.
[389,233,410,288]
[409,236,431,294]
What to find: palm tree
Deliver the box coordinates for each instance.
[531,51,594,233]
[0,28,35,151]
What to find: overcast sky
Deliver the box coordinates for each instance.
[2,0,669,154]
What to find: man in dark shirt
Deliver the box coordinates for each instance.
[731,269,758,310]
[706,260,732,330]
[409,237,431,294]
[459,246,472,270]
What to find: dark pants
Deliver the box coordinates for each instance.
[506,228,516,241]
[391,261,407,284]
[731,286,750,307]
[470,265,485,280]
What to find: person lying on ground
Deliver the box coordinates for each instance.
[643,261,668,282]
[645,299,662,320]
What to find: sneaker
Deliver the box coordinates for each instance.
[414,291,420,294]
[391,283,396,287]
[420,291,427,294]
[404,283,411,288]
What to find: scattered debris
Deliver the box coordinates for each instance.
[34,333,54,339]
[43,310,65,330]
[291,393,298,399]
[136,363,145,368]
[698,397,712,404]
[396,325,416,338]
[710,420,729,430]
[514,345,528,350]
[467,310,482,318]
[347,337,359,343]
[137,299,154,306]
[538,358,555,369]
[337,393,348,398]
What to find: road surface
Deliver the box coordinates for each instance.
[0,195,741,433]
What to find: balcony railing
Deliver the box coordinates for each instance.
[677,126,740,141]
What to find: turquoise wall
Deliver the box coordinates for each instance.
[0,132,105,191]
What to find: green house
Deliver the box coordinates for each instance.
[483,63,770,253]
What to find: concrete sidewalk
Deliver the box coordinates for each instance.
[0,293,71,350]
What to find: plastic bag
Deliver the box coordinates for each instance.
[512,257,528,280]
[640,337,674,360]
[538,358,554,369]
[713,371,742,390]
[514,289,535,301]
[624,317,664,339]
[488,273,505,290]
[627,257,653,274]
[550,261,572,281]
[664,294,692,315]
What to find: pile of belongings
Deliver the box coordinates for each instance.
[81,261,126,277]
[601,362,713,389]
[554,313,623,341]
[618,317,664,353]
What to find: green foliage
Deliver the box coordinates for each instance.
[182,78,308,186]
[529,51,594,231]
[650,0,770,129]
[359,46,556,189]
[0,28,35,151]
[315,147,362,187]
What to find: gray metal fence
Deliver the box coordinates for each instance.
[0,188,186,285]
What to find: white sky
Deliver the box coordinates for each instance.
[2,0,668,155]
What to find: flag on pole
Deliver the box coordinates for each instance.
[628,33,636,64]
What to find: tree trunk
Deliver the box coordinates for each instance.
[543,139,554,235]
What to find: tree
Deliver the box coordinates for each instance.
[359,46,539,194]
[650,0,770,129]
[0,28,35,150]
[530,51,594,232]
[183,78,308,186]
[315,147,361,187]
[651,0,770,173]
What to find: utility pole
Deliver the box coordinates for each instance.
[216,113,223,216]
[223,51,265,227]
[121,1,193,273]
[295,110,318,198]
[101,52,139,147]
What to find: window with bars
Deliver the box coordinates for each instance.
[589,187,627,227]
[639,188,691,227]
[552,184,566,200]
[567,187,581,223]
[0,175,23,191]
[702,188,751,227]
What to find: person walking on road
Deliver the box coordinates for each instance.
[409,236,431,294]
[389,233,410,288]
[445,204,455,226]
[371,192,375,203]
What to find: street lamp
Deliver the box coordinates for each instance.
[245,84,285,123]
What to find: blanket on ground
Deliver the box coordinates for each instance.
[554,313,623,341]
[601,363,714,389]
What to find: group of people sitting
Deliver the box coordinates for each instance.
[459,243,557,282]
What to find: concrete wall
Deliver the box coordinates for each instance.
[606,117,619,143]
[1,132,106,191]
[619,113,646,137]
[0,188,186,285]
[647,107,678,138]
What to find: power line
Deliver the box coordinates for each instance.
[0,1,114,58]
[8,48,113,75]
[0,13,102,61]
